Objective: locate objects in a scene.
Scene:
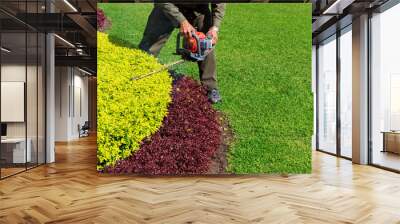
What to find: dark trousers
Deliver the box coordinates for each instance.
[139,6,218,90]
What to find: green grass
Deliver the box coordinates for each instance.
[99,3,313,173]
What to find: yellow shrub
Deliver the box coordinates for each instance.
[97,32,172,170]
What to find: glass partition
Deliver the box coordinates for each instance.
[1,31,28,177]
[370,3,400,171]
[317,35,337,154]
[27,31,38,169]
[339,26,352,158]
[38,32,46,165]
[0,1,46,179]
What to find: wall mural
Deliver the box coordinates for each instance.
[97,3,313,175]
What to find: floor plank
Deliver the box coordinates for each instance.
[0,135,400,223]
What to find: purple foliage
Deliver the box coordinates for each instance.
[105,77,222,175]
[97,8,111,32]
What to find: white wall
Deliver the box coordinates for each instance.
[54,66,89,141]
[55,66,70,141]
[1,65,35,138]
[1,63,46,164]
[72,72,89,137]
[1,65,25,81]
[1,65,26,140]
[46,33,56,163]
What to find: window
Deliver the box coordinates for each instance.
[370,3,400,171]
[317,35,337,154]
[339,26,352,158]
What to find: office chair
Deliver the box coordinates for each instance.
[79,121,90,138]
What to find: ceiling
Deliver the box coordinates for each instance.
[0,0,97,74]
[312,0,392,43]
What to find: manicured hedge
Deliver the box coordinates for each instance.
[97,32,172,170]
[105,77,222,174]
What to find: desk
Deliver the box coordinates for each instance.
[1,138,31,163]
[382,131,400,154]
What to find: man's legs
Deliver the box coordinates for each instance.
[139,7,221,102]
[191,14,218,91]
[139,7,175,56]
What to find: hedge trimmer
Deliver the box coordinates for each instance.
[131,31,214,81]
[176,31,214,62]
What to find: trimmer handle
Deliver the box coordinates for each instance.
[175,32,199,61]
[175,31,212,62]
[175,31,200,52]
[191,31,201,55]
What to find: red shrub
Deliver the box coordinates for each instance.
[97,8,111,32]
[105,77,222,174]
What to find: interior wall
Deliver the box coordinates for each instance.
[46,32,56,163]
[55,66,70,141]
[1,62,45,167]
[88,77,97,132]
[55,66,89,141]
[1,66,25,141]
[1,64,32,138]
[38,61,45,164]
[73,71,89,136]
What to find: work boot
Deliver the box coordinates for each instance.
[208,89,222,104]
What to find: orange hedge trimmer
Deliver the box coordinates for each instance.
[131,31,214,81]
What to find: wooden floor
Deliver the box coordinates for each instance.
[1,135,400,223]
[1,167,26,178]
[372,151,400,171]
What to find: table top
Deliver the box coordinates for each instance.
[1,138,31,143]
[381,131,400,134]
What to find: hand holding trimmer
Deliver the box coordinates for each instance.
[176,31,214,62]
[131,31,214,81]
